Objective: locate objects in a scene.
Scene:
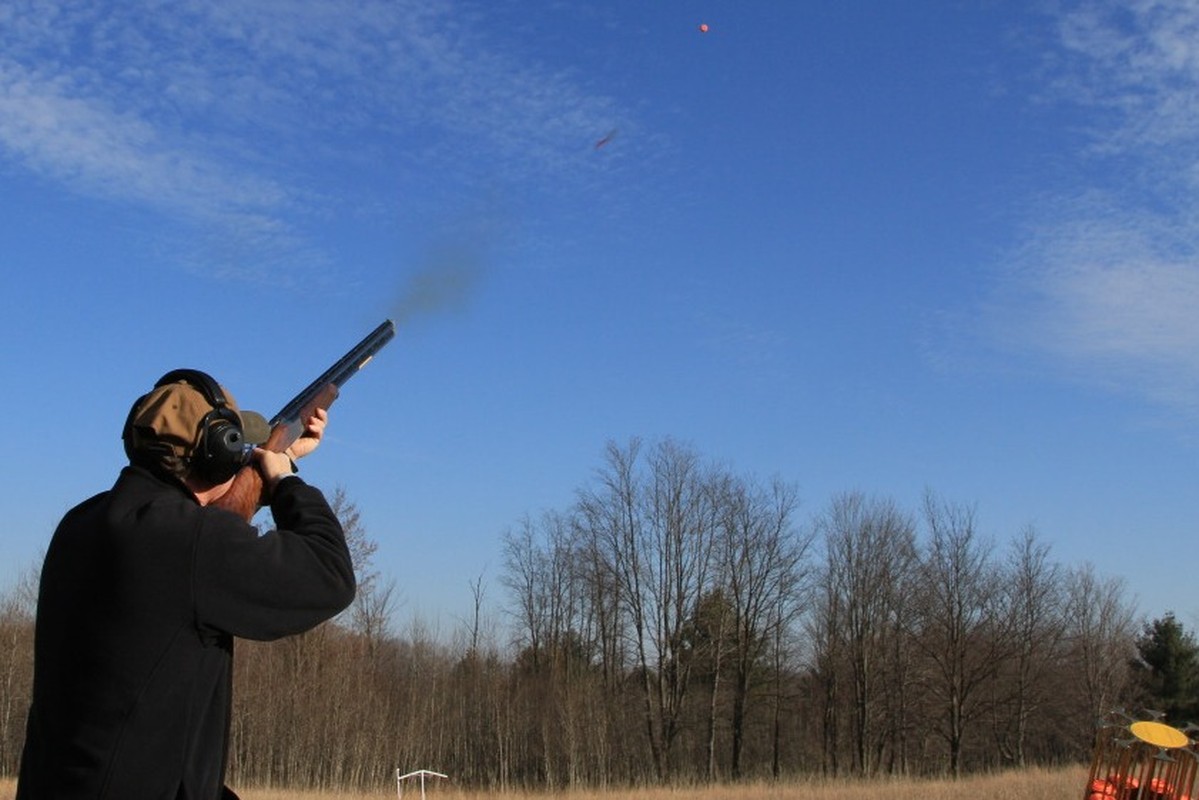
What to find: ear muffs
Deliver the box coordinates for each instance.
[122,369,248,484]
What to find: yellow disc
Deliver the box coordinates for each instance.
[1130,721,1190,749]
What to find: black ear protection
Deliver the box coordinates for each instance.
[122,369,249,484]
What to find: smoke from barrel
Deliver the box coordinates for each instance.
[392,246,482,325]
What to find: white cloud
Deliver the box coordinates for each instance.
[0,60,286,216]
[0,0,631,276]
[984,0,1199,418]
[1055,0,1199,156]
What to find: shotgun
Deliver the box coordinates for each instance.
[214,319,396,521]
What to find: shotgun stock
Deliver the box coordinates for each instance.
[214,320,396,521]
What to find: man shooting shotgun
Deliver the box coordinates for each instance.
[17,320,395,800]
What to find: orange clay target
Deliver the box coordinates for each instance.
[1130,721,1189,749]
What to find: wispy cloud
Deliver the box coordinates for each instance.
[983,0,1199,418]
[0,60,287,216]
[0,0,631,277]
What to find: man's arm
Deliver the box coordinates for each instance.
[193,478,356,641]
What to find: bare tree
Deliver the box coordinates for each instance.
[805,567,844,777]
[1063,564,1136,749]
[816,492,916,776]
[576,438,719,781]
[912,491,1011,777]
[329,487,396,650]
[465,570,487,656]
[688,588,732,781]
[997,525,1064,766]
[352,577,398,654]
[0,563,38,775]
[718,474,810,779]
[330,487,376,589]
[502,514,550,672]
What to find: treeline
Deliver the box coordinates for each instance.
[0,437,1179,790]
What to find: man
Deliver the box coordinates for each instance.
[17,369,357,799]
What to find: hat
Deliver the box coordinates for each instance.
[125,379,271,459]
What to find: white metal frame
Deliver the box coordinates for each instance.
[396,768,448,800]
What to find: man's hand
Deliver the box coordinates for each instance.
[285,407,328,461]
[253,408,328,496]
[252,448,295,493]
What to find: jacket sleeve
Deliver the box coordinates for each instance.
[192,477,357,641]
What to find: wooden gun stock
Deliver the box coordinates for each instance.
[213,320,396,521]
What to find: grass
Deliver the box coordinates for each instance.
[0,765,1088,800]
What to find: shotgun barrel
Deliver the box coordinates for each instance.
[266,319,396,448]
[213,319,396,521]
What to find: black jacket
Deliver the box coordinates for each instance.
[17,465,356,799]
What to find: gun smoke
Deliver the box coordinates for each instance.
[391,246,484,326]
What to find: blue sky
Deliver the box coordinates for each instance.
[3,1,1199,636]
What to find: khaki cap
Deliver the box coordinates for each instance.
[127,381,271,458]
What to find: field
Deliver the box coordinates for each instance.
[0,765,1087,800]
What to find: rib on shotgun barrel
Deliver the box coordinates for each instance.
[263,319,397,452]
[214,319,396,521]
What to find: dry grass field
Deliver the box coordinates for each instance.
[0,765,1087,800]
